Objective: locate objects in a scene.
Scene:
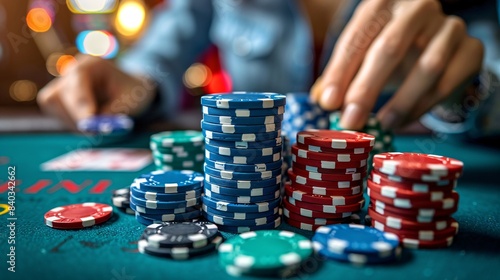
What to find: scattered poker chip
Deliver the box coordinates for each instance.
[373,152,463,181]
[130,194,200,210]
[150,130,204,148]
[77,114,133,135]
[218,230,312,273]
[287,197,365,214]
[138,234,223,259]
[203,114,284,125]
[136,209,201,222]
[205,137,282,149]
[201,196,281,213]
[203,210,281,227]
[203,106,285,117]
[204,158,283,173]
[44,203,113,229]
[205,150,281,164]
[204,189,280,204]
[141,221,219,249]
[201,92,286,109]
[134,170,204,194]
[201,121,281,134]
[215,217,282,233]
[370,171,457,192]
[204,142,282,157]
[284,184,364,206]
[282,198,354,219]
[204,164,281,181]
[204,181,280,197]
[292,154,368,169]
[367,208,455,231]
[202,204,279,220]
[312,224,400,263]
[130,200,198,215]
[297,130,375,149]
[288,170,362,188]
[367,187,459,209]
[203,129,282,142]
[292,166,366,182]
[205,173,282,189]
[291,145,371,162]
[130,184,202,201]
[283,208,350,226]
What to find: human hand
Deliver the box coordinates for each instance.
[310,0,483,130]
[37,55,157,129]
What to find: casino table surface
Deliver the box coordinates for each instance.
[0,133,499,280]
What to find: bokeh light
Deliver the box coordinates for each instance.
[67,0,117,14]
[115,0,146,37]
[183,63,212,89]
[26,8,52,33]
[46,52,63,76]
[76,30,119,59]
[56,55,77,75]
[9,80,38,102]
[205,71,232,94]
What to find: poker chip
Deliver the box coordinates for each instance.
[138,234,223,259]
[292,161,366,175]
[204,189,280,204]
[203,114,283,125]
[130,200,198,215]
[287,197,365,214]
[203,106,285,117]
[370,170,457,192]
[205,150,281,164]
[283,208,350,226]
[292,154,368,169]
[136,209,201,222]
[134,170,204,194]
[312,224,400,264]
[291,145,371,162]
[130,184,202,201]
[203,129,282,142]
[367,179,453,200]
[285,184,364,205]
[205,137,282,150]
[111,188,134,215]
[150,130,204,148]
[201,121,281,134]
[203,210,281,227]
[202,204,279,219]
[202,195,281,213]
[400,236,454,249]
[204,181,280,197]
[204,158,283,173]
[204,143,282,157]
[218,230,312,277]
[297,130,375,149]
[141,221,219,249]
[367,208,455,231]
[372,218,459,241]
[292,166,367,181]
[288,170,362,188]
[215,216,282,234]
[370,201,459,221]
[44,203,113,229]
[130,194,200,210]
[204,164,281,181]
[282,198,354,219]
[202,92,286,109]
[205,173,281,189]
[77,114,133,135]
[368,187,459,209]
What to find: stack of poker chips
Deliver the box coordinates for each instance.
[219,230,313,277]
[130,170,204,226]
[200,92,286,233]
[77,114,134,136]
[367,152,463,249]
[138,221,223,259]
[330,111,394,170]
[150,131,205,173]
[312,224,401,265]
[111,188,134,215]
[283,130,375,231]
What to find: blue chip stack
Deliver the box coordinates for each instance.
[129,170,204,226]
[200,92,286,233]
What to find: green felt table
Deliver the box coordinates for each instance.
[0,133,499,280]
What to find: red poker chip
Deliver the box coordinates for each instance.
[44,202,113,229]
[292,161,367,175]
[401,236,455,249]
[373,152,463,181]
[372,218,459,241]
[288,169,362,188]
[368,187,460,209]
[367,208,455,231]
[291,145,371,162]
[296,143,371,154]
[285,184,364,205]
[370,170,457,192]
[292,166,367,182]
[283,208,350,225]
[297,130,375,149]
[287,196,364,213]
[290,182,362,196]
[284,216,338,231]
[371,200,458,220]
[282,198,354,219]
[293,154,367,169]
[367,179,454,201]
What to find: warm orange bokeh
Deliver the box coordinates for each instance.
[26,8,52,33]
[56,55,77,75]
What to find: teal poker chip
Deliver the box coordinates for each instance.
[201,92,286,109]
[150,130,204,148]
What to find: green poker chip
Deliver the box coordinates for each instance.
[218,230,313,272]
[150,131,204,148]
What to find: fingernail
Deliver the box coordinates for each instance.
[380,110,401,130]
[319,85,337,109]
[340,103,366,130]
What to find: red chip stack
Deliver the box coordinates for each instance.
[283,129,375,231]
[367,152,463,249]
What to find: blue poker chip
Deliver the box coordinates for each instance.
[201,121,281,134]
[77,114,134,134]
[130,184,202,201]
[202,210,281,227]
[205,173,282,189]
[201,92,286,109]
[205,150,281,165]
[204,158,283,173]
[130,194,201,210]
[204,142,282,157]
[136,209,201,222]
[312,224,400,257]
[202,204,279,220]
[204,188,280,204]
[203,114,284,125]
[202,195,281,213]
[135,170,204,193]
[313,242,401,264]
[204,180,280,197]
[202,106,285,117]
[214,216,282,234]
[202,129,282,142]
[205,137,282,149]
[130,200,198,215]
[203,164,282,181]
